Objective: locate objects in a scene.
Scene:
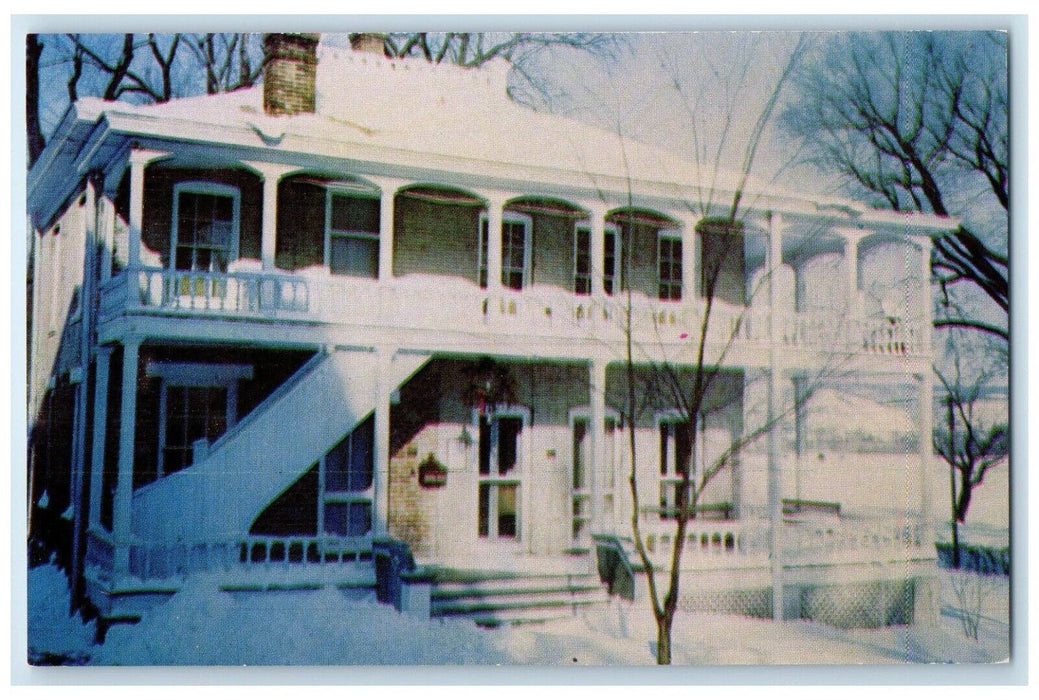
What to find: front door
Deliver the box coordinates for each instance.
[477,413,522,540]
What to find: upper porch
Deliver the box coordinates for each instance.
[89,151,936,364]
[89,150,935,363]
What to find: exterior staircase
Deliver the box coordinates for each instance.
[426,567,610,627]
[131,347,430,545]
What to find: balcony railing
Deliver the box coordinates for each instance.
[98,267,313,323]
[632,514,928,571]
[98,267,925,357]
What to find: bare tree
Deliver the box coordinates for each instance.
[27,33,266,167]
[607,35,811,664]
[782,32,1008,342]
[934,337,1008,534]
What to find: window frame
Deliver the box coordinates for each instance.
[169,181,241,274]
[656,411,696,520]
[602,223,621,295]
[475,405,530,541]
[657,228,684,301]
[573,224,592,296]
[318,413,376,539]
[324,189,381,278]
[477,211,533,290]
[147,361,253,478]
[567,407,622,541]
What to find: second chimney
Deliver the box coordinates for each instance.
[263,33,320,116]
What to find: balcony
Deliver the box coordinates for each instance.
[98,267,926,358]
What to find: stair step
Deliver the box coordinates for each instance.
[433,593,609,617]
[430,571,598,593]
[432,583,603,601]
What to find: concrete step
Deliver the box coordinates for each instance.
[434,591,610,618]
[427,566,609,625]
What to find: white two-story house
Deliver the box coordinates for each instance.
[27,34,952,626]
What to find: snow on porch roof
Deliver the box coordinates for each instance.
[60,42,953,235]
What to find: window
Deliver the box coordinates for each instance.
[478,413,524,539]
[478,216,489,288]
[501,217,530,290]
[569,410,621,540]
[659,418,693,519]
[573,226,591,295]
[477,213,532,290]
[658,233,683,300]
[326,192,380,278]
[171,182,240,273]
[321,414,375,537]
[162,386,228,475]
[149,362,252,479]
[603,224,621,295]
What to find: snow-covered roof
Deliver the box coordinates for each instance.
[31,41,956,236]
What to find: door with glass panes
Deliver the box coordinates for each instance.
[477,413,524,540]
[570,412,619,543]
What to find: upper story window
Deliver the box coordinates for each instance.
[603,224,621,295]
[658,232,683,300]
[477,212,533,290]
[171,182,240,273]
[326,191,380,278]
[573,225,591,295]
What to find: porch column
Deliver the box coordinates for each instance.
[841,231,860,318]
[127,149,170,270]
[113,336,140,576]
[364,176,409,282]
[484,193,507,292]
[241,161,299,270]
[589,357,608,533]
[920,237,934,353]
[588,202,608,298]
[918,370,934,538]
[682,215,700,302]
[372,348,395,537]
[98,195,115,283]
[70,178,100,603]
[88,345,114,531]
[766,212,785,621]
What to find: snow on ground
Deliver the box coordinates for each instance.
[26,565,1009,666]
[27,562,97,665]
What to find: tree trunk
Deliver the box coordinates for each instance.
[26,34,45,166]
[955,476,973,524]
[656,614,673,664]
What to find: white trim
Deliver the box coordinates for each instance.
[169,181,241,272]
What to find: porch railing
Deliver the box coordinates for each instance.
[630,515,929,571]
[99,267,314,322]
[86,531,373,582]
[97,268,925,357]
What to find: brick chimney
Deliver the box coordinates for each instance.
[349,32,387,55]
[263,33,320,116]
